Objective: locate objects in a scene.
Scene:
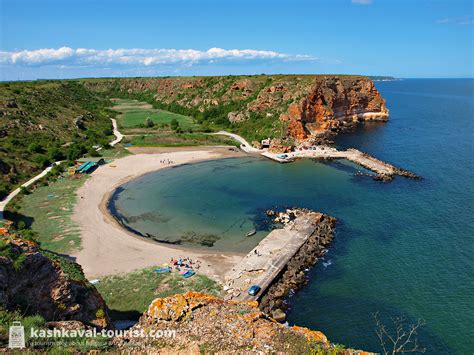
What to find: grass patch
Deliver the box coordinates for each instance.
[0,307,111,351]
[14,175,88,254]
[98,144,132,159]
[125,132,239,147]
[96,267,222,320]
[0,308,46,348]
[112,98,197,130]
[40,249,88,283]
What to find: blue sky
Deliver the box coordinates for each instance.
[0,0,472,80]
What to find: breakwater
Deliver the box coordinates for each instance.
[263,146,420,181]
[224,209,336,321]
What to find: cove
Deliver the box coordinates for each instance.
[108,79,473,353]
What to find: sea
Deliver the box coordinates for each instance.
[109,79,474,354]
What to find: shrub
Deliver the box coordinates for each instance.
[20,186,30,195]
[28,142,43,154]
[47,146,65,161]
[16,220,26,230]
[95,309,105,319]
[145,117,154,128]
[170,118,180,131]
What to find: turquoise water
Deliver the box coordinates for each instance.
[110,79,473,353]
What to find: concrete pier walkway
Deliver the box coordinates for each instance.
[263,146,417,179]
[224,212,324,302]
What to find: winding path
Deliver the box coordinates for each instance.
[212,131,264,154]
[0,161,62,218]
[0,117,124,219]
[109,118,123,146]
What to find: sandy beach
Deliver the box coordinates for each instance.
[72,146,245,282]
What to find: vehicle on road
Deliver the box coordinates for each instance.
[248,285,261,296]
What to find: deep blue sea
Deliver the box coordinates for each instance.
[111,79,474,354]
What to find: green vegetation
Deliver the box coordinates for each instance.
[0,307,111,351]
[96,266,222,320]
[0,238,26,271]
[40,249,89,284]
[0,80,114,199]
[0,308,46,348]
[11,175,88,254]
[125,132,239,147]
[112,98,197,131]
[86,75,317,145]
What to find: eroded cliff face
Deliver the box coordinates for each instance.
[282,77,389,140]
[0,234,110,329]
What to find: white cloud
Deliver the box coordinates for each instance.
[0,47,317,67]
[351,0,373,5]
[436,16,473,25]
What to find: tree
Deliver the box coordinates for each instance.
[374,312,426,354]
[145,117,154,128]
[47,146,65,161]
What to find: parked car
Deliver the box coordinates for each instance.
[248,285,261,296]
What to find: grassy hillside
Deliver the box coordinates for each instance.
[83,75,316,142]
[0,80,113,199]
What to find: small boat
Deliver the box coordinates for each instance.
[182,270,195,278]
[154,267,171,273]
[246,229,257,237]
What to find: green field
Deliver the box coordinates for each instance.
[14,176,87,254]
[96,266,222,320]
[112,98,197,130]
[125,132,239,147]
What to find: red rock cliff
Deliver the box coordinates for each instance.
[282,77,388,140]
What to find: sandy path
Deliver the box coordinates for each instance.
[109,118,123,146]
[0,161,62,219]
[71,148,244,282]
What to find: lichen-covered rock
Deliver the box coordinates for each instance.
[114,291,370,354]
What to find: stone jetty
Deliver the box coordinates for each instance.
[224,209,336,321]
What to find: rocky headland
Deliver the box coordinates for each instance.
[84,74,389,145]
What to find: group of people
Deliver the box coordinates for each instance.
[160,158,174,165]
[170,256,201,272]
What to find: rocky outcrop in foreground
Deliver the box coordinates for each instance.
[113,291,371,354]
[0,234,110,329]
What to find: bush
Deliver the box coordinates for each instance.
[88,148,101,157]
[20,186,30,195]
[95,309,105,319]
[145,117,154,128]
[47,146,65,161]
[28,142,43,154]
[170,118,180,131]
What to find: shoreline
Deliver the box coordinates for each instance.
[71,146,246,282]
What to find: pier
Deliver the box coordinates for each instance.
[214,131,418,180]
[263,146,418,180]
[224,210,334,302]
